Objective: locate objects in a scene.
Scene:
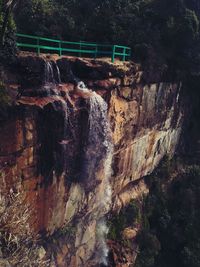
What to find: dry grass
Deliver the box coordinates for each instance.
[0,189,48,266]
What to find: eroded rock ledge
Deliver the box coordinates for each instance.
[0,54,183,266]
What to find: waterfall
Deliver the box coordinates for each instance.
[45,61,55,84]
[55,64,61,84]
[43,60,69,169]
[74,83,113,266]
[44,60,61,85]
[43,63,113,264]
[88,92,113,266]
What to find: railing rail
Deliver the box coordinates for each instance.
[16,33,131,63]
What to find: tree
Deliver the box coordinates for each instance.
[0,0,19,46]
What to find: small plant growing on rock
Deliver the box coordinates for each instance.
[0,81,12,119]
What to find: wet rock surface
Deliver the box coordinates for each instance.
[0,54,183,266]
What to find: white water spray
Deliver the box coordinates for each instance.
[89,92,113,266]
[76,82,113,265]
[55,64,61,84]
[45,61,55,84]
[77,81,88,91]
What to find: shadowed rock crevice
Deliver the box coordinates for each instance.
[37,103,65,184]
[0,55,184,266]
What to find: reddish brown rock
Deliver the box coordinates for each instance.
[0,55,183,266]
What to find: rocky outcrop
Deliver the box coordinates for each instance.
[0,54,183,266]
[110,82,182,210]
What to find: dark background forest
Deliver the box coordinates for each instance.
[1,0,200,78]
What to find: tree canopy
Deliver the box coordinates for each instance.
[136,161,200,267]
[1,0,200,76]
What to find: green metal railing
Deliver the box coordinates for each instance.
[16,33,131,63]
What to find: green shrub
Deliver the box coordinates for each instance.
[0,81,12,118]
[136,232,161,267]
[108,199,141,241]
[0,0,17,64]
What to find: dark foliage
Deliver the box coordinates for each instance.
[0,0,18,64]
[136,160,200,267]
[108,200,141,241]
[12,0,200,78]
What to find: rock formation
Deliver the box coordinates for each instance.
[0,54,183,266]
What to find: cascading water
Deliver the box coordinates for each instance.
[43,62,113,265]
[55,64,61,84]
[44,60,61,85]
[44,60,62,98]
[74,82,113,266]
[88,91,113,266]
[43,60,69,169]
[45,61,55,84]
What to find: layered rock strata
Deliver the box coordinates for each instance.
[0,54,183,266]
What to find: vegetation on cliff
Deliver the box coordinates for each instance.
[136,158,200,267]
[108,199,141,242]
[0,81,12,119]
[0,0,17,62]
[0,187,46,266]
[0,0,200,77]
[108,157,200,267]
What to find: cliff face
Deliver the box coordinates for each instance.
[110,82,182,211]
[0,54,183,266]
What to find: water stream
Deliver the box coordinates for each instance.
[44,60,69,169]
[45,61,55,84]
[75,84,113,266]
[89,92,113,266]
[44,61,113,265]
[44,60,61,84]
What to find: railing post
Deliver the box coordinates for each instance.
[112,45,115,63]
[37,37,40,55]
[122,47,126,61]
[16,33,131,62]
[59,41,62,56]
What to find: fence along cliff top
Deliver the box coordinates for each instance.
[16,33,131,63]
